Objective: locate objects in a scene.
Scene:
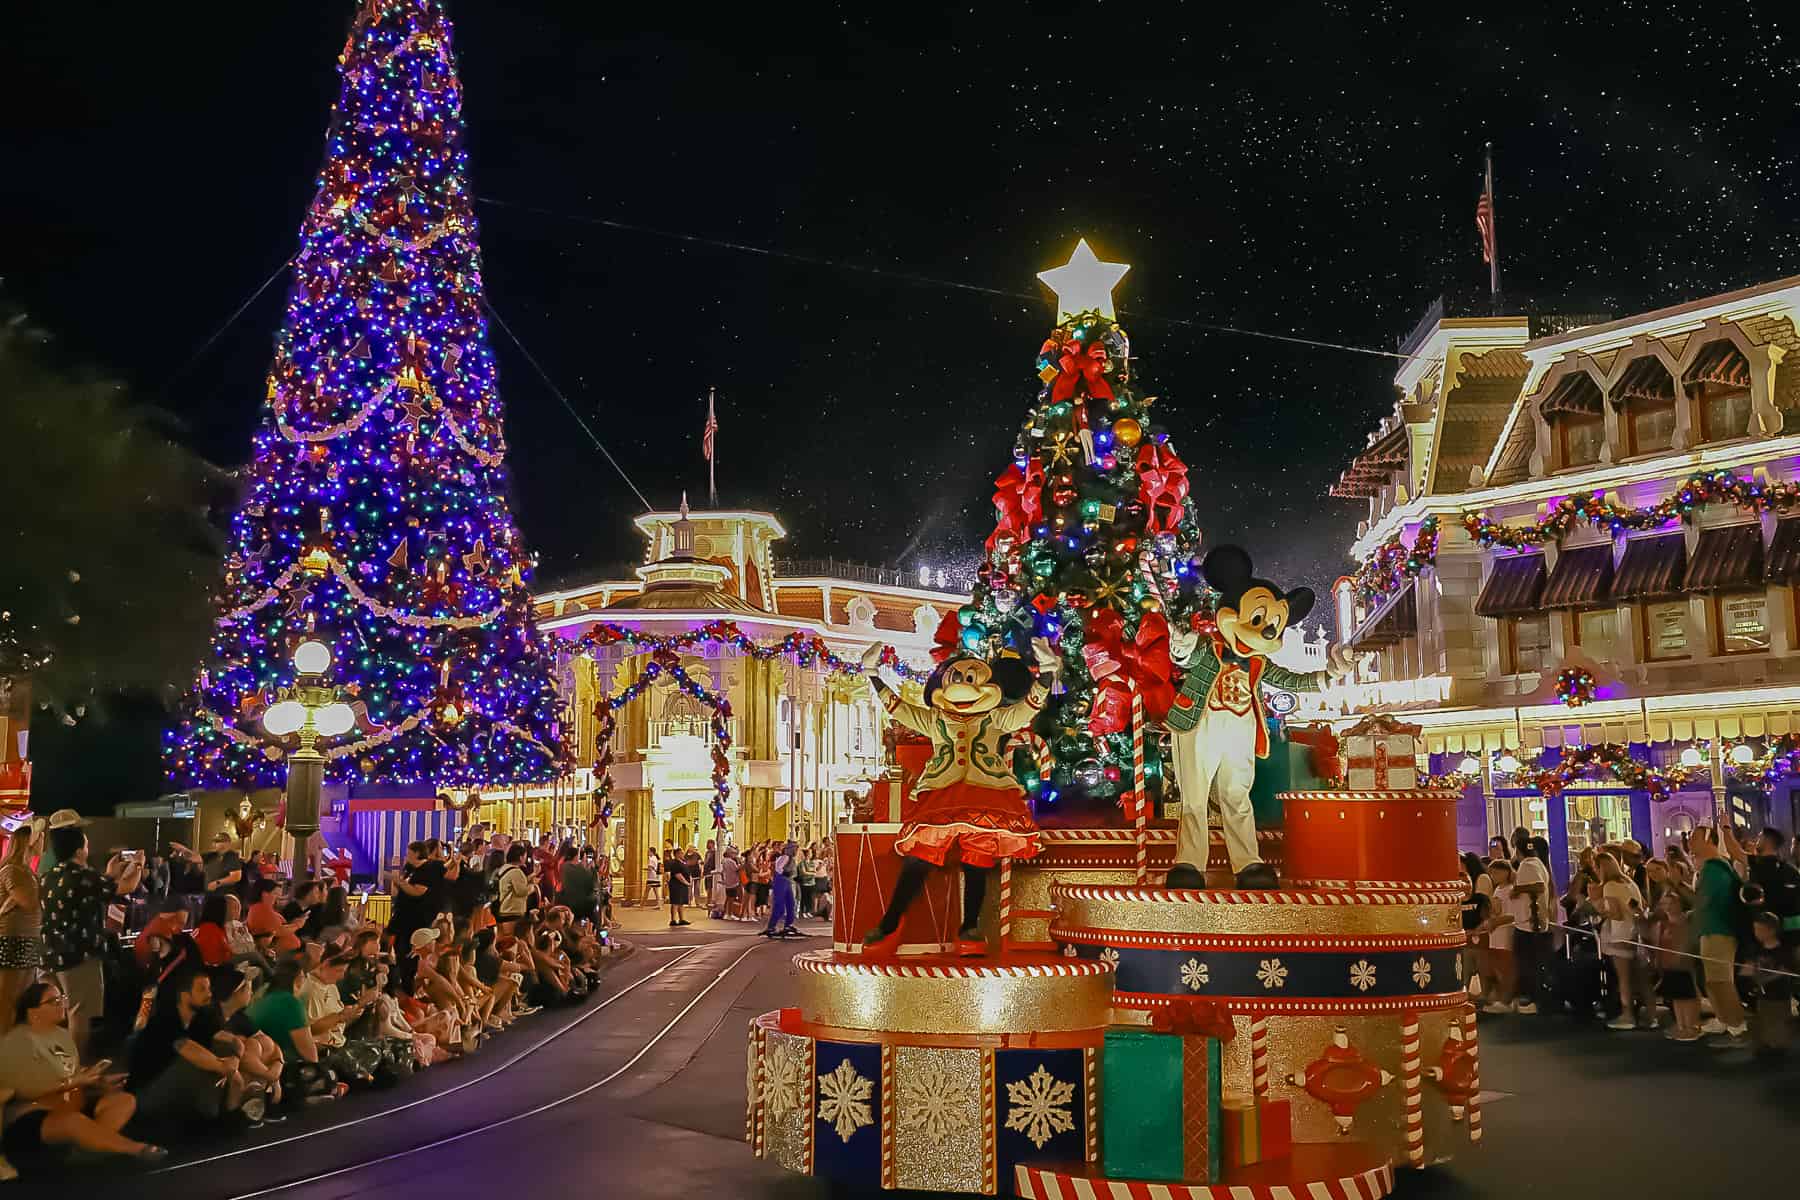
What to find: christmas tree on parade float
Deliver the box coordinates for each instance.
[164,0,565,794]
[747,242,1480,1198]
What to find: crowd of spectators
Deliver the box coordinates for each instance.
[1465,822,1800,1054]
[0,810,620,1180]
[650,838,832,935]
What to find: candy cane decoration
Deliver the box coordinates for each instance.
[1249,1016,1271,1100]
[1462,1003,1483,1143]
[998,857,1014,949]
[1011,729,1053,788]
[1400,1011,1424,1167]
[1130,681,1148,884]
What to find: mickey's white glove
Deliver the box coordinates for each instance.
[860,642,885,676]
[1325,643,1357,681]
[1030,637,1061,678]
[1169,628,1200,667]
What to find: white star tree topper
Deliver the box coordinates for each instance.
[1037,238,1131,321]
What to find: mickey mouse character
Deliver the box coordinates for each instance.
[1164,545,1352,889]
[858,639,1060,957]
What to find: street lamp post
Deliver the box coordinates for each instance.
[262,640,356,856]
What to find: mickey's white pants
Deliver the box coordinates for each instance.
[1171,707,1262,874]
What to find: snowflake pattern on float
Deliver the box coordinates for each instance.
[1004,1065,1077,1150]
[1255,958,1288,989]
[1454,954,1465,981]
[1349,960,1378,992]
[763,1038,808,1117]
[1412,957,1433,989]
[1180,958,1209,990]
[1098,947,1120,972]
[817,1058,874,1143]
[899,1066,977,1139]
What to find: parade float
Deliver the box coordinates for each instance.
[746,244,1477,1198]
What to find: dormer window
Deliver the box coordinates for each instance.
[1541,372,1606,469]
[1684,339,1753,443]
[1614,355,1677,456]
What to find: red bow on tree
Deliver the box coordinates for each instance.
[1150,998,1236,1041]
[1050,339,1115,404]
[1138,442,1190,534]
[987,457,1046,551]
[931,608,964,663]
[1082,608,1175,735]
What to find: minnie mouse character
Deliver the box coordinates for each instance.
[1165,545,1352,889]
[858,638,1060,957]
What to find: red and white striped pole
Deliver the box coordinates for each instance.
[1463,1003,1484,1143]
[1249,1017,1271,1101]
[1400,1011,1425,1167]
[998,857,1013,949]
[1130,682,1147,884]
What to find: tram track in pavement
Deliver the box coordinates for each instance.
[130,932,778,1199]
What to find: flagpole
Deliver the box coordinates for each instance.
[1485,142,1500,305]
[707,387,718,507]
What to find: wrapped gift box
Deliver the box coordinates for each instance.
[1102,1009,1226,1182]
[1221,1094,1292,1168]
[1342,714,1421,790]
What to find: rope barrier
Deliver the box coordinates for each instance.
[1542,920,1800,980]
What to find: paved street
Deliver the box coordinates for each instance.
[106,915,1800,1200]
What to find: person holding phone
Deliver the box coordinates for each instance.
[0,980,164,1165]
[40,821,143,1055]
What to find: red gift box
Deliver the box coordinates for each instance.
[1220,1095,1291,1168]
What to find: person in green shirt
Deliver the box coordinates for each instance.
[248,959,318,1065]
[1692,826,1748,1045]
[796,846,818,917]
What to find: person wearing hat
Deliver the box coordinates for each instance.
[299,947,382,1088]
[41,816,143,1055]
[32,810,86,880]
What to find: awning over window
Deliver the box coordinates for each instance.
[1767,519,1800,584]
[1683,339,1752,388]
[1684,523,1763,592]
[1349,582,1417,649]
[1475,553,1547,617]
[1614,355,1675,405]
[1541,544,1615,609]
[1613,534,1687,601]
[1539,371,1604,416]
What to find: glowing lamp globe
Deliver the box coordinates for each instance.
[1457,755,1480,775]
[263,700,307,737]
[292,640,333,676]
[1730,743,1755,765]
[314,702,357,738]
[1679,746,1704,768]
[1495,753,1522,775]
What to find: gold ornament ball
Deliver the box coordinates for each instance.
[1113,417,1143,446]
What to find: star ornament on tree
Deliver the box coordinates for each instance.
[1037,238,1130,321]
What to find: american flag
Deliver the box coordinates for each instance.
[1475,149,1497,266]
[702,389,718,462]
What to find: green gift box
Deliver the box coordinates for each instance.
[1101,1025,1223,1183]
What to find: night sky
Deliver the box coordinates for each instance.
[7,3,1800,632]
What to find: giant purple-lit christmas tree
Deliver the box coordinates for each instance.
[166,0,564,789]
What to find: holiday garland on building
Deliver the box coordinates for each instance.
[1351,514,1439,606]
[1527,742,1700,804]
[1463,469,1800,549]
[166,0,564,789]
[959,251,1206,815]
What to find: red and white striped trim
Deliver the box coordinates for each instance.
[792,950,1113,980]
[1113,990,1471,1016]
[981,1048,998,1194]
[1285,877,1469,892]
[748,1019,766,1156]
[1049,929,1465,952]
[1039,828,1280,844]
[1249,1016,1271,1101]
[1463,1002,1483,1144]
[1053,884,1467,906]
[1013,1161,1396,1200]
[1082,1046,1100,1164]
[879,1041,896,1188]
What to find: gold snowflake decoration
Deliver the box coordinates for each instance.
[1004,1065,1077,1149]
[900,1066,976,1139]
[1349,960,1378,992]
[1180,958,1209,991]
[1255,958,1288,989]
[817,1057,874,1143]
[763,1037,807,1116]
[1412,957,1433,989]
[1098,947,1120,972]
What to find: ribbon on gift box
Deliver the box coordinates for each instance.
[1150,998,1236,1042]
[1083,608,1174,735]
